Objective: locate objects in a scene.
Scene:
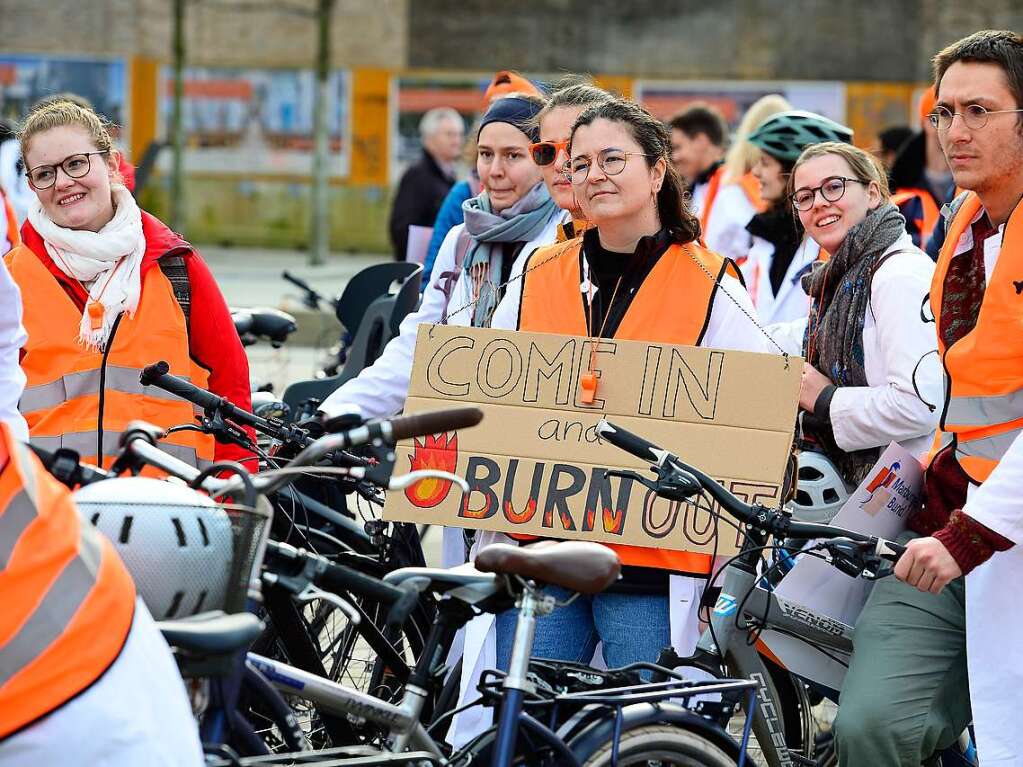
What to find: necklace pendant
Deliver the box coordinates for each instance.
[87,301,105,330]
[579,371,598,405]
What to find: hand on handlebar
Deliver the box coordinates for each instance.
[893,536,961,594]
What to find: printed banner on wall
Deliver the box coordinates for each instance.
[158,67,351,176]
[0,55,127,135]
[635,80,847,127]
[383,325,801,556]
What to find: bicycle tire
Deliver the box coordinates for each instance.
[238,661,310,754]
[581,724,737,767]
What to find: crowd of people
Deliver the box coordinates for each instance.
[1,26,1022,767]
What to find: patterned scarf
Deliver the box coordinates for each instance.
[460,181,558,326]
[800,202,907,485]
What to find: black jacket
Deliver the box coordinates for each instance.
[388,151,457,261]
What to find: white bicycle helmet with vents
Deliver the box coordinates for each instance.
[74,477,236,619]
[787,450,852,524]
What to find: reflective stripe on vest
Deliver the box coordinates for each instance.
[28,432,212,470]
[0,424,135,739]
[19,366,195,415]
[945,389,1023,429]
[6,244,215,471]
[926,191,1023,483]
[517,237,729,574]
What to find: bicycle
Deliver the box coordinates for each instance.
[595,418,978,767]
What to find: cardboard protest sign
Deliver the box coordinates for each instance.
[383,325,801,556]
[761,442,924,690]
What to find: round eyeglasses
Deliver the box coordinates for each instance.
[790,176,866,211]
[26,151,109,190]
[928,104,1023,132]
[569,149,653,185]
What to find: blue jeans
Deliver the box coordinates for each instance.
[495,587,671,674]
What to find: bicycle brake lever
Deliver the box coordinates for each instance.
[604,469,658,492]
[388,470,470,493]
[295,583,361,626]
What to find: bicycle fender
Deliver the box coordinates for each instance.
[562,702,742,762]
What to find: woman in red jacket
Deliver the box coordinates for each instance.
[4,98,253,469]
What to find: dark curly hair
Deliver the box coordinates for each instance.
[571,99,701,244]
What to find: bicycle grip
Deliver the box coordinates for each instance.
[141,361,223,412]
[318,559,404,607]
[387,407,483,441]
[595,419,662,464]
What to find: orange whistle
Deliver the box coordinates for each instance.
[579,371,598,405]
[87,301,105,330]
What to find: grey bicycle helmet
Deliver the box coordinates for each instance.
[74,477,236,619]
[786,450,852,524]
[748,110,854,163]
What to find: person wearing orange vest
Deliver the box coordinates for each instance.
[4,98,254,472]
[481,98,768,680]
[669,103,759,265]
[0,258,202,765]
[889,85,956,250]
[831,31,1023,767]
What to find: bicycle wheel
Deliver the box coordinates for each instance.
[235,661,310,755]
[582,724,736,767]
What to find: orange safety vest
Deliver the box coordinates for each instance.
[700,168,765,237]
[4,246,215,471]
[892,187,940,246]
[0,423,136,739]
[1,191,18,252]
[926,191,1023,483]
[517,237,738,575]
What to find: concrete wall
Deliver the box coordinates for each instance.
[408,0,1023,82]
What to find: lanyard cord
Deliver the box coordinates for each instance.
[585,270,624,373]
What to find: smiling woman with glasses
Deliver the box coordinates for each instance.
[767,140,941,487]
[481,97,769,683]
[3,98,255,475]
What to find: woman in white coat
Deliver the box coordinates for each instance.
[319,94,562,421]
[744,111,854,324]
[769,141,941,490]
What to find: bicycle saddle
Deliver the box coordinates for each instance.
[475,541,621,595]
[158,610,264,656]
[231,307,297,346]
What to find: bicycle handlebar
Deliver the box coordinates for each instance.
[595,419,906,564]
[281,270,337,311]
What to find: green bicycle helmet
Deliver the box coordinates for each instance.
[747,110,854,163]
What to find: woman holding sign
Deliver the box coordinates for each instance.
[478,98,771,679]
[767,142,941,492]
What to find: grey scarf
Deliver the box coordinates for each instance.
[461,182,558,326]
[800,202,907,484]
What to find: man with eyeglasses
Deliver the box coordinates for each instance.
[668,104,758,264]
[833,30,1023,767]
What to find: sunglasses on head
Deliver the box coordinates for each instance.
[530,139,570,167]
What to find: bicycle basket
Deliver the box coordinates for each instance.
[74,477,270,619]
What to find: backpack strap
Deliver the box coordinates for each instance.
[159,254,192,333]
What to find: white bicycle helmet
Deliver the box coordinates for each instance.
[787,451,851,524]
[74,478,236,619]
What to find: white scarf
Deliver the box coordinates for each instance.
[27,185,146,351]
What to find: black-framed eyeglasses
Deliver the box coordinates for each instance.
[569,148,653,186]
[790,176,866,211]
[26,151,109,190]
[928,104,1023,132]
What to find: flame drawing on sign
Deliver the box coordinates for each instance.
[404,433,458,508]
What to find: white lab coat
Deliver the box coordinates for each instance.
[0,257,28,441]
[448,248,773,745]
[941,208,1023,766]
[319,213,565,422]
[747,235,821,325]
[766,233,942,461]
[692,181,758,265]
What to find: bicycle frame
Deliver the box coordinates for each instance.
[692,534,854,767]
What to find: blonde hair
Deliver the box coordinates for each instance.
[721,94,792,184]
[18,98,118,171]
[789,141,890,199]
